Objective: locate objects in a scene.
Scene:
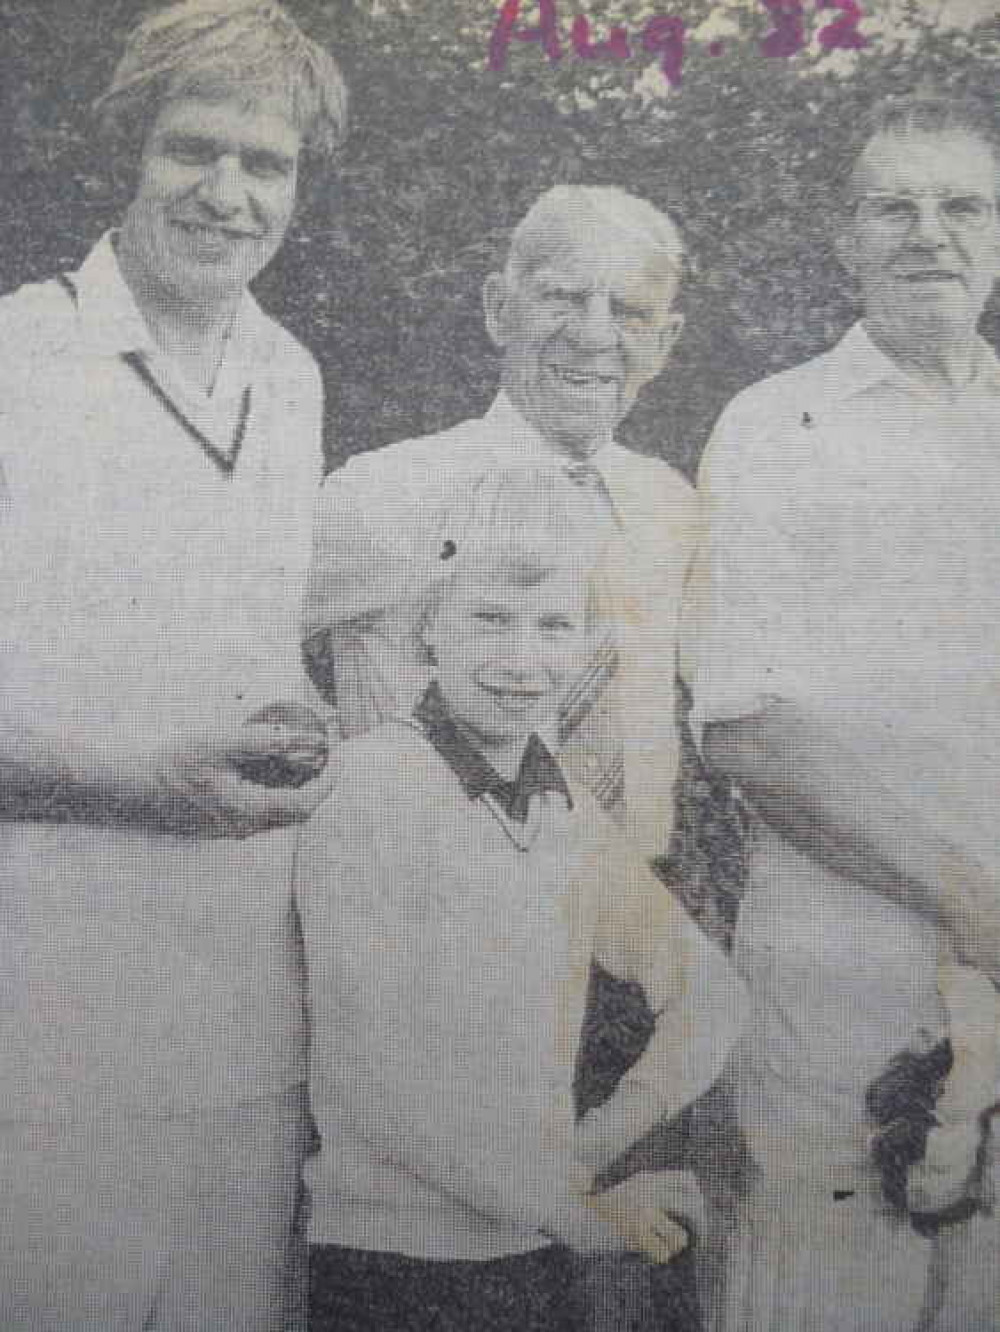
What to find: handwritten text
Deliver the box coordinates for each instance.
[487,0,867,85]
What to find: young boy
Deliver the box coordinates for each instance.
[295,469,742,1331]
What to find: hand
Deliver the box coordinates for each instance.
[110,717,336,838]
[587,1170,704,1264]
[907,1121,984,1217]
[230,702,329,788]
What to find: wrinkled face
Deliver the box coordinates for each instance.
[837,131,1000,344]
[484,229,682,458]
[120,94,301,308]
[425,568,589,749]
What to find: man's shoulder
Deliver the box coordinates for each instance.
[699,347,841,490]
[714,349,835,438]
[253,307,322,390]
[319,415,490,526]
[334,415,484,485]
[606,444,694,502]
[0,272,78,360]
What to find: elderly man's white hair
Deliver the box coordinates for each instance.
[504,185,685,286]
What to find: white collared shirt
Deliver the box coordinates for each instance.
[690,322,1000,1175]
[0,234,324,1118]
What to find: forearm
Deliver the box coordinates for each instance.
[578,933,745,1172]
[633,943,744,1125]
[703,702,998,965]
[0,716,137,823]
[934,960,1000,1123]
[0,710,321,836]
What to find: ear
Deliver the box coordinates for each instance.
[988,216,1000,284]
[415,609,440,667]
[482,272,509,351]
[655,310,685,370]
[834,225,858,280]
[641,310,684,386]
[289,149,322,220]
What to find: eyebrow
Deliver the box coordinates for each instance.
[243,146,297,172]
[159,132,296,171]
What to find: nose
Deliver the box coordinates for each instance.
[195,155,245,217]
[492,654,536,682]
[491,634,545,680]
[908,198,950,247]
[568,292,617,350]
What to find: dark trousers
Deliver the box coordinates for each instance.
[573,1250,702,1332]
[309,1242,580,1332]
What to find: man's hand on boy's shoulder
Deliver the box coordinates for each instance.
[587,1169,704,1265]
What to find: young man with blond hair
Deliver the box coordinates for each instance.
[0,4,345,1327]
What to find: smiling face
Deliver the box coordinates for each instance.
[837,130,1000,353]
[484,228,682,459]
[118,93,301,312]
[424,564,589,753]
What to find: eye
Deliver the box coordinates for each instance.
[942,195,993,223]
[869,197,915,221]
[472,608,508,626]
[242,150,295,181]
[541,286,584,306]
[539,614,576,634]
[614,300,654,328]
[161,135,217,167]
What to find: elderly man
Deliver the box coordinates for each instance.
[305,184,698,863]
[692,95,1000,1331]
[0,4,345,1329]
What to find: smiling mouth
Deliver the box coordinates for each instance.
[899,270,962,283]
[481,684,544,707]
[174,221,257,242]
[550,366,619,389]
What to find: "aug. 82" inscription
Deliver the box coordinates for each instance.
[487,0,867,85]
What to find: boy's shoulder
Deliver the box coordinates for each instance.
[332,719,446,795]
[301,720,453,860]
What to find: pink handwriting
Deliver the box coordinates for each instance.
[487,0,866,84]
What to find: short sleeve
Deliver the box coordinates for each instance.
[687,395,818,735]
[301,451,447,731]
[302,462,420,636]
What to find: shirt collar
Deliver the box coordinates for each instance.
[67,231,274,370]
[482,392,616,465]
[821,320,1000,402]
[414,682,572,821]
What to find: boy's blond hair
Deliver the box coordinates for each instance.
[417,467,613,646]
